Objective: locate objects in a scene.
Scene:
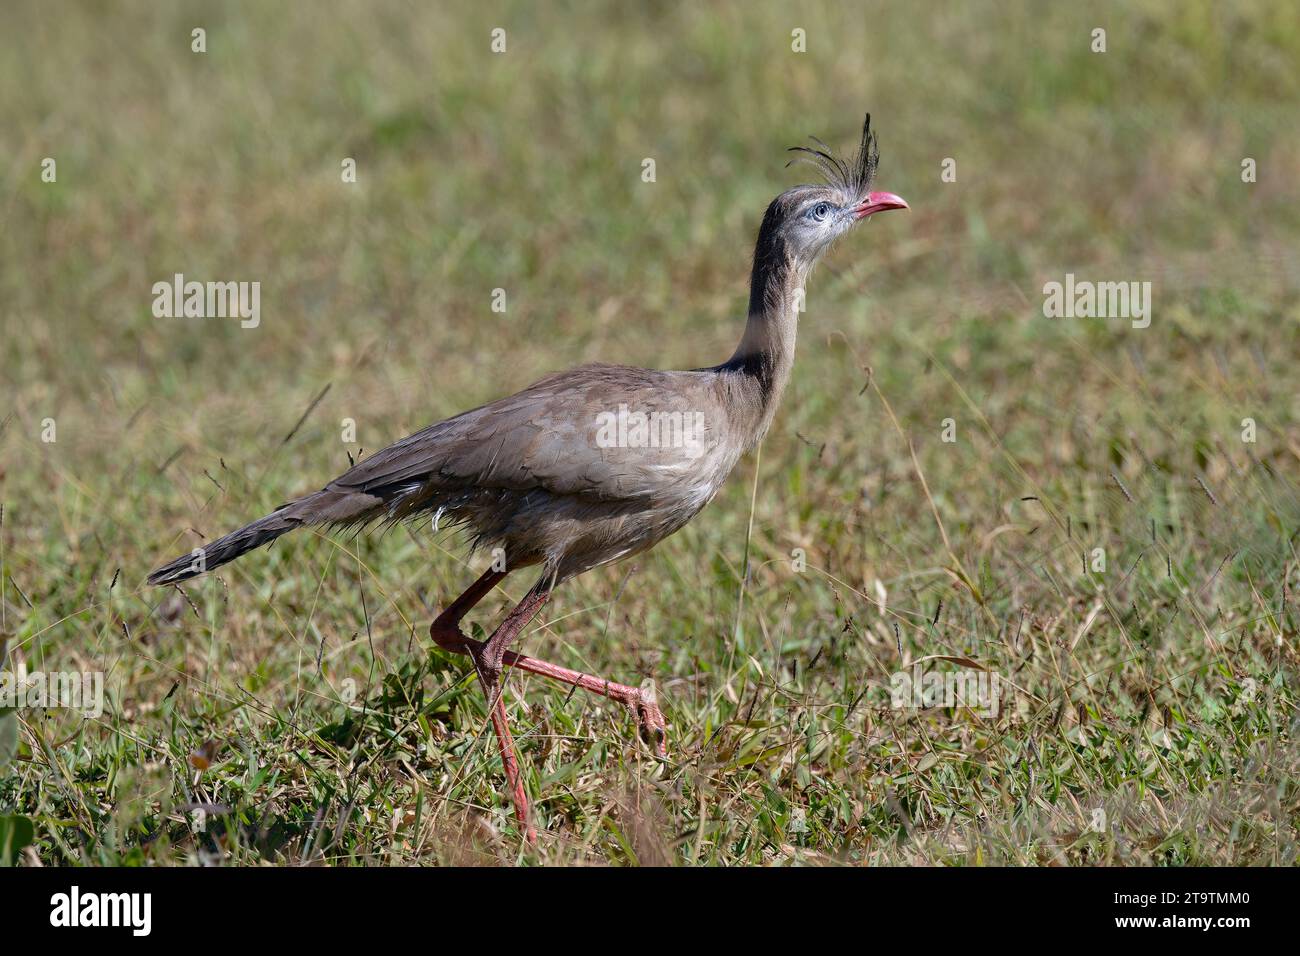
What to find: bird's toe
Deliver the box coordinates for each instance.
[635,678,669,758]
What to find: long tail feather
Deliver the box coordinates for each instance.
[147,489,377,585]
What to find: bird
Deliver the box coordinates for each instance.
[148,114,907,843]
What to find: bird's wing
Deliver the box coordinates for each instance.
[327,364,729,503]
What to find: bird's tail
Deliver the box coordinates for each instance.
[147,488,376,585]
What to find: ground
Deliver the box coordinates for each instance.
[1,1,1298,865]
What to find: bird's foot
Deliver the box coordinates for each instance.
[633,678,668,759]
[466,643,505,701]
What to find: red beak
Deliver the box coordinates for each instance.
[855,190,909,219]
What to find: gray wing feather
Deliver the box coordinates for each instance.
[328,364,726,504]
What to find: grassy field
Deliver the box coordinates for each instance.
[2,1,1299,865]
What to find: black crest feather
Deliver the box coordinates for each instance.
[785,113,880,199]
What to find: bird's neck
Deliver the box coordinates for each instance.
[722,231,808,448]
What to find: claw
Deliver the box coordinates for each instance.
[634,678,669,758]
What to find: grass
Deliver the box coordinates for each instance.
[2,0,1299,865]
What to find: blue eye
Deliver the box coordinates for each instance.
[810,202,832,221]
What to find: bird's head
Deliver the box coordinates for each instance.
[756,114,907,272]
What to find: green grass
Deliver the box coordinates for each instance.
[2,0,1299,865]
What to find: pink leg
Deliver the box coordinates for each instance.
[434,579,667,755]
[483,692,532,843]
[430,570,669,843]
[431,570,537,843]
[490,647,667,757]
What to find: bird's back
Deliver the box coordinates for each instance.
[331,362,750,578]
